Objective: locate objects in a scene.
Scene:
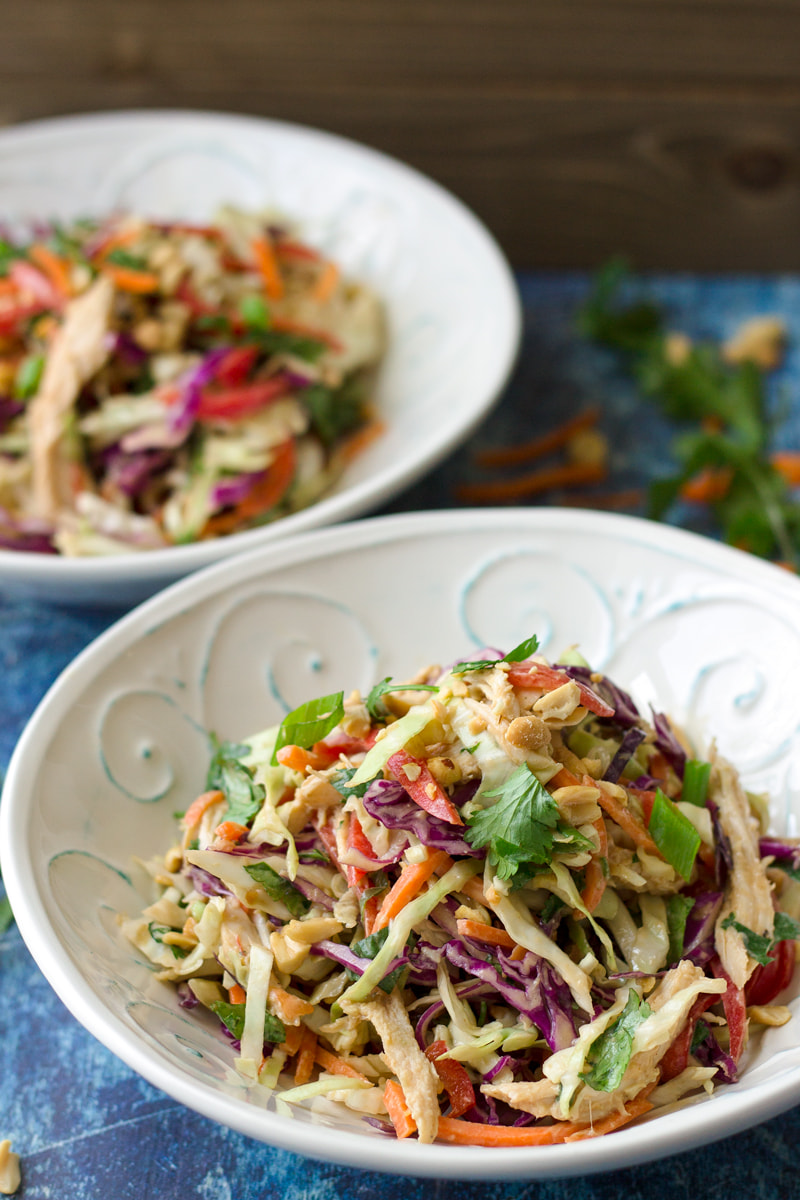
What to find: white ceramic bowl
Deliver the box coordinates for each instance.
[0,111,520,606]
[3,508,800,1179]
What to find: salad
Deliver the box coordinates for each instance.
[124,638,800,1147]
[0,210,385,555]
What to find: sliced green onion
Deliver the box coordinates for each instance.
[681,759,711,807]
[648,788,701,880]
[271,691,344,764]
[239,293,270,330]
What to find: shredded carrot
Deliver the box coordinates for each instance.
[275,239,322,262]
[475,407,602,469]
[213,820,249,842]
[270,313,343,351]
[549,765,581,789]
[311,259,340,304]
[437,1088,654,1146]
[373,849,452,932]
[362,891,382,937]
[228,982,246,1005]
[28,243,73,297]
[458,461,607,504]
[251,235,284,300]
[92,224,141,260]
[559,488,645,511]
[268,985,314,1024]
[772,451,800,487]
[460,876,488,905]
[201,439,296,538]
[456,918,516,950]
[314,1047,370,1083]
[680,467,733,504]
[293,1026,318,1084]
[580,815,608,913]
[595,784,661,858]
[276,744,326,773]
[182,789,225,828]
[101,263,161,294]
[383,1079,417,1138]
[337,417,386,465]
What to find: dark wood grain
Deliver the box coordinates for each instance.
[2,1,800,269]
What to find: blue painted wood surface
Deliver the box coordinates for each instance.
[3,272,800,1198]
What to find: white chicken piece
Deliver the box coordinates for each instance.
[711,752,775,989]
[27,275,115,519]
[483,961,726,1123]
[341,989,440,1143]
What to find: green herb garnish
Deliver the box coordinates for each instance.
[206,736,265,826]
[465,763,561,880]
[720,910,800,966]
[580,990,651,1092]
[271,691,345,765]
[147,922,189,958]
[243,861,310,918]
[364,677,439,722]
[210,999,285,1045]
[452,634,540,675]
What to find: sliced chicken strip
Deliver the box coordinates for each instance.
[27,275,114,519]
[341,989,440,1143]
[711,752,774,989]
[484,960,725,1123]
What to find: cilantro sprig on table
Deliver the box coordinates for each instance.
[578,259,800,567]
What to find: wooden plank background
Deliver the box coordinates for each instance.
[2,0,800,270]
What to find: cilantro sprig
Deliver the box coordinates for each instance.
[243,861,310,918]
[210,999,285,1045]
[720,911,800,966]
[579,260,800,567]
[466,763,566,880]
[580,990,651,1092]
[206,736,265,826]
[452,634,540,675]
[364,677,439,721]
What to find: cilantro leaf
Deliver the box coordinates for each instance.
[465,764,561,879]
[364,677,439,722]
[271,691,345,765]
[210,999,286,1045]
[303,379,366,445]
[328,766,370,800]
[147,922,189,959]
[580,990,651,1092]
[452,634,540,675]
[348,926,408,992]
[721,910,800,967]
[243,862,310,918]
[206,736,265,826]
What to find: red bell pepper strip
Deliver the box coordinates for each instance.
[213,345,260,387]
[424,1039,475,1117]
[658,991,719,1082]
[387,749,463,826]
[506,663,615,718]
[745,937,796,1006]
[711,957,748,1063]
[197,376,291,421]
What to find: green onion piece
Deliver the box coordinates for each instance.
[239,294,270,330]
[648,788,701,880]
[14,354,44,400]
[681,760,711,807]
[271,691,344,765]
